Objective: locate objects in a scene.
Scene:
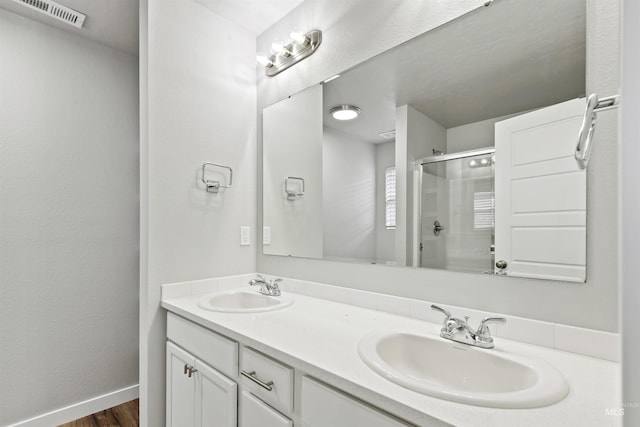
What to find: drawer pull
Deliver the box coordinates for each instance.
[241,370,274,391]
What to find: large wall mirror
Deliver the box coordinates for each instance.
[262,0,587,282]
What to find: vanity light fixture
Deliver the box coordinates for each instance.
[290,31,310,46]
[271,42,292,57]
[256,55,274,68]
[330,105,361,121]
[257,29,322,77]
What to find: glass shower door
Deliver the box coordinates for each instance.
[420,151,495,273]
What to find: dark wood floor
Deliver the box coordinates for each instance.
[58,399,139,427]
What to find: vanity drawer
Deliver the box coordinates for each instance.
[240,347,294,414]
[301,376,413,427]
[239,391,292,427]
[167,312,238,378]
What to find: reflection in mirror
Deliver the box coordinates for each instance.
[262,0,587,282]
[419,148,495,274]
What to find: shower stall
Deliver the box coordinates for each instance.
[418,147,495,273]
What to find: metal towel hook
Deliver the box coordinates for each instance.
[201,162,233,193]
[575,93,619,170]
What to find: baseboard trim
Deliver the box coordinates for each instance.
[7,384,139,427]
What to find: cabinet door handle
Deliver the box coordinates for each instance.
[187,366,198,378]
[241,370,274,391]
[184,364,189,375]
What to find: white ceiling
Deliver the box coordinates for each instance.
[323,0,586,144]
[196,0,304,35]
[0,0,304,55]
[0,0,140,54]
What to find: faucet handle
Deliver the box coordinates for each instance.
[431,304,451,320]
[477,316,507,337]
[431,304,453,329]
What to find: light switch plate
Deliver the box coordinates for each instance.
[240,226,250,246]
[263,227,271,245]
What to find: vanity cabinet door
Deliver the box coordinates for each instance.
[196,359,237,427]
[167,341,238,427]
[167,342,196,427]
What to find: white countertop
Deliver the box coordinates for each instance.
[161,287,621,427]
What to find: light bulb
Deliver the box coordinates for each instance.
[290,31,309,46]
[469,160,478,168]
[256,55,274,67]
[480,158,489,165]
[271,42,292,57]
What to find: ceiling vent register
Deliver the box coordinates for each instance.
[10,0,86,28]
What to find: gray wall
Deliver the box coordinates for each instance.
[446,112,520,153]
[622,0,640,423]
[257,0,621,332]
[323,126,376,261]
[140,1,257,425]
[0,10,139,425]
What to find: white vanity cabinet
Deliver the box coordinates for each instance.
[165,312,413,427]
[166,313,293,427]
[166,342,237,427]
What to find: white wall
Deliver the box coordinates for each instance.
[375,141,395,263]
[0,10,139,426]
[446,112,520,153]
[141,0,257,425]
[263,85,323,258]
[258,0,621,332]
[323,126,376,261]
[401,106,447,267]
[622,0,640,423]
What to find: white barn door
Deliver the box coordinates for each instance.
[495,98,586,282]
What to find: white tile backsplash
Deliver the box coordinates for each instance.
[555,324,621,362]
[496,316,556,348]
[377,294,413,316]
[161,273,621,362]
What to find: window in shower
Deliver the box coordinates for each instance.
[419,149,495,273]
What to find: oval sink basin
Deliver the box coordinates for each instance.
[197,289,293,313]
[358,330,569,408]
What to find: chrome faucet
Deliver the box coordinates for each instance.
[248,275,282,296]
[431,304,506,349]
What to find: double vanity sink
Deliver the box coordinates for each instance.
[193,286,569,410]
[161,275,620,426]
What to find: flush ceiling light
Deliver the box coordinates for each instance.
[257,29,322,77]
[330,105,361,121]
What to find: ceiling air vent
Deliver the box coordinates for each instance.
[378,130,396,139]
[10,0,86,28]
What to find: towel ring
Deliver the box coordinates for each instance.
[285,176,305,200]
[201,162,233,193]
